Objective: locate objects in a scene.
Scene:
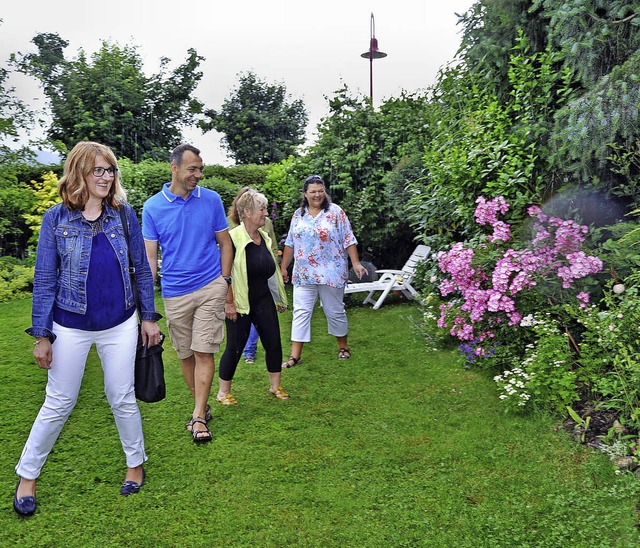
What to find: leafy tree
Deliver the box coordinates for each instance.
[0,24,36,258]
[0,171,32,259]
[201,71,308,165]
[0,18,34,162]
[458,0,550,99]
[12,33,204,161]
[534,0,640,188]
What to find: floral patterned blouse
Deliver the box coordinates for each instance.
[285,203,358,288]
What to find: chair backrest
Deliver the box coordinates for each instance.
[401,245,431,281]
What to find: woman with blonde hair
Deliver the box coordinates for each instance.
[217,188,289,404]
[13,141,161,516]
[226,187,280,366]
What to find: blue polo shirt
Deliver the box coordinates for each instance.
[142,183,228,297]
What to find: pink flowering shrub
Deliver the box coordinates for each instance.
[436,196,603,354]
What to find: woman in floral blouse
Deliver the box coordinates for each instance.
[280,175,367,367]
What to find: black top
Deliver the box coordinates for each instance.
[246,237,276,305]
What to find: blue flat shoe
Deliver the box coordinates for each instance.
[13,479,36,517]
[120,468,145,496]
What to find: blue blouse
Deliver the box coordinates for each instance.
[54,231,135,330]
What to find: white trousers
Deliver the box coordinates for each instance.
[291,284,348,342]
[16,313,147,480]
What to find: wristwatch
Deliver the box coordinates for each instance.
[223,276,232,285]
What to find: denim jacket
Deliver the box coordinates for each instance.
[26,202,161,342]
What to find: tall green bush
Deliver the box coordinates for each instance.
[301,85,433,267]
[118,158,171,214]
[0,168,33,258]
[261,157,311,240]
[23,171,59,247]
[0,256,33,302]
[407,33,571,249]
[199,177,241,212]
[204,164,270,188]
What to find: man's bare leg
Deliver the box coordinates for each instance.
[181,354,196,397]
[182,352,214,437]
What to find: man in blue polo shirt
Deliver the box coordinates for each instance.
[142,144,233,443]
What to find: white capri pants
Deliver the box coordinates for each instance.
[16,313,147,480]
[291,284,348,342]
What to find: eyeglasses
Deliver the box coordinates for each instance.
[92,167,118,178]
[305,175,324,184]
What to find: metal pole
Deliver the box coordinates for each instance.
[360,12,386,104]
[369,52,373,101]
[369,13,374,101]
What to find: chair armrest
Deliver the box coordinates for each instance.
[375,271,404,283]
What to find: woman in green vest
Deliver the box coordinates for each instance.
[217,189,289,404]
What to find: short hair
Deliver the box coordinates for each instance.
[58,141,126,210]
[236,189,268,223]
[170,144,201,166]
[228,186,252,225]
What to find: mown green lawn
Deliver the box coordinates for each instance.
[1,295,639,546]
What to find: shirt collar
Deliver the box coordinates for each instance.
[161,182,201,203]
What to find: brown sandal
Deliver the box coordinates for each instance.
[269,385,290,400]
[185,404,212,431]
[191,417,212,443]
[217,393,238,406]
[282,355,301,369]
[338,348,351,360]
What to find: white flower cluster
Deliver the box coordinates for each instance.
[520,313,556,334]
[494,368,533,407]
[520,314,539,327]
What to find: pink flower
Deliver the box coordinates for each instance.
[435,196,603,352]
[488,221,511,243]
[475,196,510,228]
[576,292,590,310]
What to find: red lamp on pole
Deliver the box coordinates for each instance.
[360,12,387,102]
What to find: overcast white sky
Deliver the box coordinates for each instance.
[1,0,474,165]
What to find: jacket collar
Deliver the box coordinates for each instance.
[66,203,118,221]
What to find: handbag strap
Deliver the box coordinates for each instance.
[118,205,142,316]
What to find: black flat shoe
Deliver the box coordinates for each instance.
[120,467,145,496]
[13,480,36,517]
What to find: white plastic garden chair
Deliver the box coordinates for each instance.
[344,244,431,309]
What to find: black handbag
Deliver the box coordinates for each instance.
[134,326,166,403]
[119,206,166,403]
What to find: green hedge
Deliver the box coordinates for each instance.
[0,256,33,303]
